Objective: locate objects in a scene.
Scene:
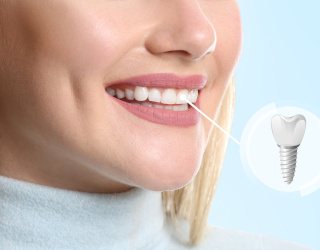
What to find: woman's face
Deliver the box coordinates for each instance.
[0,1,242,192]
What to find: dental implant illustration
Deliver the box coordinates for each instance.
[271,114,306,184]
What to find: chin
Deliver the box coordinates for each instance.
[128,148,203,192]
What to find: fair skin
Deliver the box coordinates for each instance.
[0,1,242,193]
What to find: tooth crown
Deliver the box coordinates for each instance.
[271,114,306,146]
[106,86,198,104]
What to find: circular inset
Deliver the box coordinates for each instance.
[240,103,320,195]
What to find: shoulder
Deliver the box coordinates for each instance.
[194,225,312,250]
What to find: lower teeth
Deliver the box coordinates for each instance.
[133,101,188,111]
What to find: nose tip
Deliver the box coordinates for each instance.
[190,28,217,61]
[144,2,217,62]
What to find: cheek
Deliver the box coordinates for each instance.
[23,2,126,76]
[200,82,227,139]
[199,2,241,135]
[215,3,242,71]
[58,18,120,75]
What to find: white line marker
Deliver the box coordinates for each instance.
[182,96,240,145]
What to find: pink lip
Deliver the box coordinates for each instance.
[104,73,207,89]
[110,95,201,127]
[104,73,206,127]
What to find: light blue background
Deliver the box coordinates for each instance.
[208,1,319,249]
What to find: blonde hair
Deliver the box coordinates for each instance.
[161,77,235,246]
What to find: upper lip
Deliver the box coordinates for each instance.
[104,73,208,90]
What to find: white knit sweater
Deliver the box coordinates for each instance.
[0,175,311,250]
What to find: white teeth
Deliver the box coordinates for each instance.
[176,89,189,104]
[134,86,149,101]
[116,89,125,99]
[148,88,161,103]
[161,88,176,105]
[125,89,134,100]
[106,87,116,96]
[188,89,198,103]
[106,86,199,104]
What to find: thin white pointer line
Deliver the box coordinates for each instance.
[182,96,241,145]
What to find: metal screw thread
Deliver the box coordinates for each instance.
[278,145,299,184]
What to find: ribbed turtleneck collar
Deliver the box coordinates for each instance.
[0,175,170,249]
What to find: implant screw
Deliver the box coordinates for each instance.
[278,145,299,184]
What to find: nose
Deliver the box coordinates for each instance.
[144,0,217,62]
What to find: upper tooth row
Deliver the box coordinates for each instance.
[106,86,198,104]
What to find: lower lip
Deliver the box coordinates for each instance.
[107,94,201,127]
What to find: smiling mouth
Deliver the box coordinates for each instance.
[105,84,199,111]
[103,73,205,126]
